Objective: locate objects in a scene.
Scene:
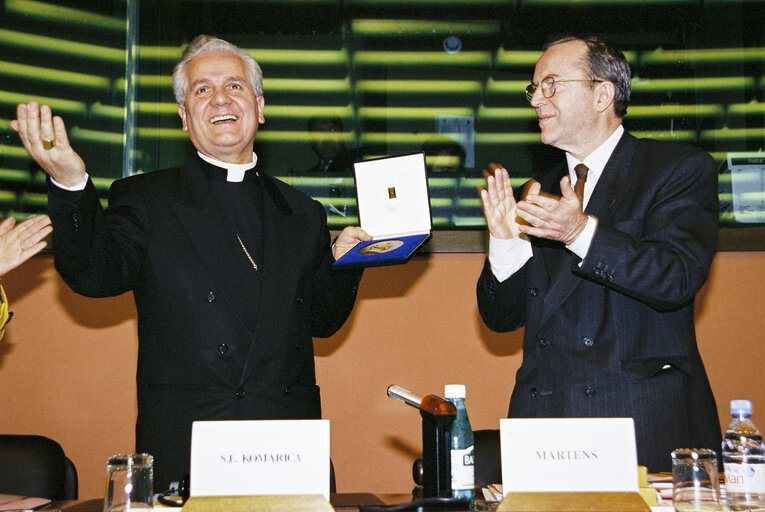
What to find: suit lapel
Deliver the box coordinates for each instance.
[239,173,305,381]
[534,132,638,329]
[253,172,303,328]
[584,132,638,225]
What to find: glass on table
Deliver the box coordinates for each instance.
[104,453,154,512]
[672,448,722,511]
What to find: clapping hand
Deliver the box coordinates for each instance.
[478,163,530,240]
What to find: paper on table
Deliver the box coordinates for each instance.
[483,484,504,502]
[0,494,51,511]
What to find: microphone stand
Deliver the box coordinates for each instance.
[388,385,457,498]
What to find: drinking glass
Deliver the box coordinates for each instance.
[671,448,722,511]
[103,453,154,512]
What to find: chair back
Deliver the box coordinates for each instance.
[474,429,502,487]
[0,434,78,500]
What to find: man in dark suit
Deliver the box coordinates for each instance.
[476,35,720,472]
[302,117,368,219]
[12,35,371,490]
[304,117,359,176]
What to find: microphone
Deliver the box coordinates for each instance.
[387,385,456,416]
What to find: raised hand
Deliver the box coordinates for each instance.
[10,102,86,187]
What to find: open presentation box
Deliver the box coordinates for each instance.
[333,152,432,268]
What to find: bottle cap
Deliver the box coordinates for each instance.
[444,384,466,399]
[731,399,753,417]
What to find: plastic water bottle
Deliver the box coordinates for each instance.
[722,399,765,510]
[445,384,475,505]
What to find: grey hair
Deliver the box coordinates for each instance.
[544,35,631,118]
[172,35,263,104]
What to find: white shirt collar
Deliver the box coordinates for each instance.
[565,124,624,208]
[197,152,258,182]
[566,124,624,180]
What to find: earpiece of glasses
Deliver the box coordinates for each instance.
[525,77,603,102]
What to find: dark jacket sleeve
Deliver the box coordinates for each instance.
[305,199,363,338]
[47,177,146,298]
[476,256,530,333]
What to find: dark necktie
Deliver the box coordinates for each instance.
[574,163,589,210]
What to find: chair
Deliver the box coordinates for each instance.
[474,429,501,487]
[410,429,502,490]
[0,434,78,500]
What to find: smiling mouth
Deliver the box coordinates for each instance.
[210,115,237,124]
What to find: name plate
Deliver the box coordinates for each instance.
[189,419,330,499]
[500,418,639,493]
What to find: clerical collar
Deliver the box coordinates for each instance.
[197,151,258,182]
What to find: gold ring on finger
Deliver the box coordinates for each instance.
[42,138,56,150]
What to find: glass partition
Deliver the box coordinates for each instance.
[0,0,129,211]
[1,0,763,249]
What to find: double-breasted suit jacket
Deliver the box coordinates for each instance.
[47,155,362,489]
[477,131,721,472]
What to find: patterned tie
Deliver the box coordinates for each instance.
[574,163,589,210]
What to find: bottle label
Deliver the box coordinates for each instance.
[724,463,765,494]
[451,445,475,491]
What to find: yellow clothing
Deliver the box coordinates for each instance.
[0,284,9,340]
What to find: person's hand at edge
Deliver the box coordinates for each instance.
[0,215,53,277]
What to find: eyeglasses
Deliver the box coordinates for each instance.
[525,77,603,102]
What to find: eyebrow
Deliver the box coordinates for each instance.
[190,75,247,88]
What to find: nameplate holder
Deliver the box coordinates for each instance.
[189,419,330,500]
[496,491,649,512]
[498,418,648,512]
[181,494,333,512]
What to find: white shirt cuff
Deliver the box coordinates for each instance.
[566,215,598,261]
[488,234,533,282]
[50,172,89,191]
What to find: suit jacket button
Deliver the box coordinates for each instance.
[582,336,594,347]
[218,344,229,354]
[530,387,538,397]
[207,292,216,302]
[296,297,303,304]
[584,387,595,398]
[530,287,539,297]
[283,386,292,396]
[537,337,548,348]
[236,388,245,399]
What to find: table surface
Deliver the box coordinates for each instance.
[51,493,433,512]
[46,489,683,512]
